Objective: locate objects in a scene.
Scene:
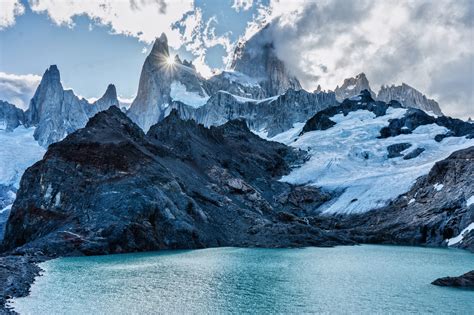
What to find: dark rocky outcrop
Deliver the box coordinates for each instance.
[387,143,412,158]
[0,101,25,131]
[379,108,474,139]
[300,90,401,135]
[432,270,474,288]
[1,107,353,256]
[0,256,43,312]
[403,147,425,160]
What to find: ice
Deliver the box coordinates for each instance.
[270,108,474,214]
[467,196,474,207]
[433,183,444,191]
[0,127,45,188]
[170,81,209,108]
[447,222,474,246]
[223,71,261,87]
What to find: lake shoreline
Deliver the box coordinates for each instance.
[2,244,473,314]
[0,255,45,314]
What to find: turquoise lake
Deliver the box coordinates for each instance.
[10,245,474,314]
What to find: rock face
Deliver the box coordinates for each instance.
[230,25,301,96]
[334,73,375,102]
[0,100,25,131]
[25,65,118,147]
[127,33,208,132]
[432,270,474,288]
[1,107,353,256]
[334,146,474,252]
[173,88,338,137]
[378,83,443,116]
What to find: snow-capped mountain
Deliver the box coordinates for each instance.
[334,73,376,102]
[230,24,302,96]
[25,65,119,147]
[0,100,25,131]
[171,88,338,137]
[331,73,443,116]
[265,90,473,214]
[378,83,443,116]
[127,33,209,131]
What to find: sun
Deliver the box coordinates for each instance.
[165,55,175,66]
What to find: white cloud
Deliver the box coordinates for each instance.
[243,0,474,119]
[0,72,41,109]
[28,0,194,48]
[231,0,254,12]
[175,9,233,77]
[141,47,148,54]
[0,0,25,29]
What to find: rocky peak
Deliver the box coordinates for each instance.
[230,25,301,96]
[151,33,169,56]
[88,84,119,116]
[128,34,209,132]
[377,83,443,116]
[0,100,25,131]
[334,73,375,102]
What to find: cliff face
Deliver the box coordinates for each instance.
[378,83,443,116]
[0,100,25,131]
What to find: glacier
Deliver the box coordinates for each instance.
[266,108,474,214]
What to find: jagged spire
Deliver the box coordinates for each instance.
[151,33,169,56]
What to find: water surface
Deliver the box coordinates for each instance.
[11,245,474,314]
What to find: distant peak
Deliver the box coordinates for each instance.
[151,33,169,55]
[103,84,117,99]
[43,65,61,82]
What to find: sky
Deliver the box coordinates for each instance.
[0,0,472,119]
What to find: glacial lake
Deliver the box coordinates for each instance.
[10,245,474,314]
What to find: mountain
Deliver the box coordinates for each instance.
[127,33,209,131]
[334,73,375,101]
[0,100,25,131]
[178,88,338,137]
[337,145,474,252]
[269,90,474,214]
[1,107,352,255]
[25,65,119,147]
[378,83,443,116]
[230,24,302,96]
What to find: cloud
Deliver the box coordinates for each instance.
[28,0,194,48]
[231,0,254,12]
[173,9,233,77]
[244,0,474,119]
[0,72,41,110]
[0,0,25,29]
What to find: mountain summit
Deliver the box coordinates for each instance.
[230,25,302,96]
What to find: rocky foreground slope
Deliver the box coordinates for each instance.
[1,107,353,256]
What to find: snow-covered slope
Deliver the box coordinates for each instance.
[0,127,45,238]
[267,107,474,214]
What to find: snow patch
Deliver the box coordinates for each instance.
[270,108,474,214]
[467,196,474,207]
[408,198,415,205]
[223,71,260,87]
[170,81,209,108]
[447,222,474,246]
[433,183,444,192]
[0,127,45,188]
